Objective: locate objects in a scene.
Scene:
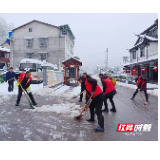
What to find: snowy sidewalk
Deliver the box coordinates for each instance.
[116,81,158,96]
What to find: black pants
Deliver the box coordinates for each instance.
[8,81,14,92]
[80,92,87,103]
[104,94,115,109]
[16,86,36,104]
[89,93,104,128]
[132,89,148,101]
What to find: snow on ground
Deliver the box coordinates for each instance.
[0,82,43,95]
[23,102,81,118]
[116,81,158,96]
[34,85,81,98]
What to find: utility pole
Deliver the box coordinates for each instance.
[105,48,108,73]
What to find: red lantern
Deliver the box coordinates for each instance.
[153,67,158,72]
[142,68,146,72]
[126,70,130,73]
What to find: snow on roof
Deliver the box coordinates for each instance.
[123,55,158,67]
[144,35,158,41]
[62,57,82,64]
[20,58,58,68]
[0,46,10,52]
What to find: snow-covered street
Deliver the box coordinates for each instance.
[0,82,158,141]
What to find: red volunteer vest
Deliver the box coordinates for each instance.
[85,78,102,98]
[137,76,147,90]
[19,72,32,86]
[102,78,115,94]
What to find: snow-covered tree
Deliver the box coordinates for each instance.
[0,17,14,45]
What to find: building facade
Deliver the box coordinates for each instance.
[0,46,10,69]
[10,20,75,70]
[124,19,158,83]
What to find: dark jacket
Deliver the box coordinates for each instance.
[135,77,147,91]
[6,71,16,82]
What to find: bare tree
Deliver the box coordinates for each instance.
[0,17,14,44]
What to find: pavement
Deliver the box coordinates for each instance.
[0,85,158,141]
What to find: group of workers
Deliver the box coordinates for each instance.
[3,67,148,133]
[78,72,148,132]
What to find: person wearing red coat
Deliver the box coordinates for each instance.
[82,73,105,132]
[15,71,37,106]
[101,77,117,112]
[131,76,148,102]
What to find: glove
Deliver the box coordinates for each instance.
[15,81,20,89]
[26,86,31,93]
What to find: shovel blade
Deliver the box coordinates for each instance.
[75,114,83,119]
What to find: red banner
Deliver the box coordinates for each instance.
[131,68,137,76]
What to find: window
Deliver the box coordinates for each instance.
[26,39,33,47]
[39,38,48,47]
[140,47,145,57]
[29,28,32,32]
[41,54,47,60]
[26,53,33,58]
[132,51,136,59]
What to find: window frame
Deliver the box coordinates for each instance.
[29,28,32,32]
[39,38,48,47]
[140,47,145,57]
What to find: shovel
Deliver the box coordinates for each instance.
[75,95,93,119]
[72,90,85,98]
[138,90,148,105]
[19,83,35,109]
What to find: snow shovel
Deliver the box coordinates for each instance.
[19,83,35,109]
[72,90,85,98]
[138,90,147,105]
[75,95,93,119]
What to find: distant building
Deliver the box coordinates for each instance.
[10,20,75,70]
[0,46,10,69]
[0,41,10,49]
[124,19,158,82]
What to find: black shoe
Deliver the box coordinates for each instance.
[78,100,82,102]
[94,126,104,132]
[33,103,37,106]
[110,108,116,112]
[86,118,95,122]
[131,97,134,100]
[15,103,19,106]
[102,109,109,112]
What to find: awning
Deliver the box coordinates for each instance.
[124,58,158,67]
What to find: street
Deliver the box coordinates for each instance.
[0,84,158,141]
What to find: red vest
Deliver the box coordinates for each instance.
[137,76,147,90]
[102,78,115,94]
[85,78,102,98]
[19,72,32,86]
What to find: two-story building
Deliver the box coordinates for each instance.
[10,20,75,70]
[124,19,158,83]
[0,46,10,69]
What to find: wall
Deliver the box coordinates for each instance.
[10,21,71,69]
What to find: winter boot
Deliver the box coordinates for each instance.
[110,107,116,112]
[130,97,134,100]
[15,103,19,106]
[94,126,104,132]
[86,118,95,122]
[78,99,82,102]
[28,92,37,105]
[102,108,109,112]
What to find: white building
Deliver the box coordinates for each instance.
[10,20,75,70]
[124,19,158,82]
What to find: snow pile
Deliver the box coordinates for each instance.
[0,94,11,103]
[117,81,158,96]
[23,102,81,118]
[33,85,71,97]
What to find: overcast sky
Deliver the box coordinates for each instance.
[0,13,158,72]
